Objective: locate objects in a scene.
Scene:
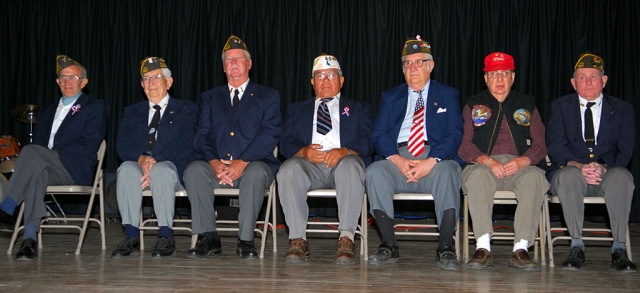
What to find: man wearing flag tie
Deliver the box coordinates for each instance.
[278,54,373,265]
[546,52,636,272]
[366,36,464,270]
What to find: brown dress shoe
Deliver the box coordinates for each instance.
[285,238,310,263]
[335,236,356,265]
[508,249,539,270]
[467,248,493,269]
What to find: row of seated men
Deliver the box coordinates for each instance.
[0,35,635,273]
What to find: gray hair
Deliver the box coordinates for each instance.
[161,68,172,77]
[221,50,252,62]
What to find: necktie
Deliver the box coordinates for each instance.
[316,98,333,135]
[232,89,240,113]
[148,105,162,151]
[408,90,425,157]
[584,102,596,148]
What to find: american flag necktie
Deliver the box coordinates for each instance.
[408,90,425,157]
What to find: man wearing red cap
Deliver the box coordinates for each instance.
[458,52,548,270]
[547,53,636,272]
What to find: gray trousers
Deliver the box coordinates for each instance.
[277,155,365,239]
[3,144,74,229]
[116,161,182,228]
[366,146,462,229]
[550,166,634,243]
[461,154,549,245]
[184,160,273,241]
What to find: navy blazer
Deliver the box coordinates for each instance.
[193,81,282,175]
[116,96,198,181]
[32,93,107,186]
[546,93,635,179]
[280,97,374,166]
[371,80,464,164]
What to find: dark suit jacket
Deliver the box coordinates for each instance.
[33,93,107,186]
[371,80,464,164]
[279,97,374,166]
[116,96,197,181]
[193,81,282,175]
[546,93,635,179]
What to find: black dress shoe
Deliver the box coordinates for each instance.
[236,239,259,259]
[187,234,222,259]
[562,246,585,270]
[369,242,399,264]
[436,245,460,271]
[611,249,637,272]
[151,237,176,259]
[0,209,15,232]
[15,238,37,260]
[111,237,140,259]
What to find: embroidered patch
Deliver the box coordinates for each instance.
[513,109,531,126]
[471,105,492,127]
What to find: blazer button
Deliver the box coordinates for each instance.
[227,153,231,157]
[230,132,235,136]
[589,154,595,158]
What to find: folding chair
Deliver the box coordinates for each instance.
[206,147,279,258]
[7,140,107,255]
[463,191,545,263]
[392,193,460,261]
[303,189,368,259]
[139,189,194,250]
[544,195,632,267]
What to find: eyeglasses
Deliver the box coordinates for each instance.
[402,59,431,68]
[486,71,513,78]
[141,75,166,84]
[224,57,246,63]
[313,72,340,81]
[57,75,85,83]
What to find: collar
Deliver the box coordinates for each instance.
[315,92,341,101]
[228,79,250,94]
[149,94,170,109]
[578,94,602,107]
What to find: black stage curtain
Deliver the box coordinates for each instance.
[1,0,639,220]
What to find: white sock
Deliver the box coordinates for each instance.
[513,239,529,252]
[476,233,491,251]
[339,230,354,241]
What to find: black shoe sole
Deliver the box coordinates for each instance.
[111,251,140,259]
[152,250,177,259]
[187,249,222,259]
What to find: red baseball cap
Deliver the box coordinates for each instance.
[484,52,515,72]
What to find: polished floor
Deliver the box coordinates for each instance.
[1,217,639,292]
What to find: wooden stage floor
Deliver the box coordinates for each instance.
[1,217,639,292]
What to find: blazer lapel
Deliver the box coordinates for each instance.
[339,98,351,144]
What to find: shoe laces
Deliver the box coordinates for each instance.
[155,237,174,249]
[117,237,138,249]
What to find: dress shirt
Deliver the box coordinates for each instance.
[312,93,342,151]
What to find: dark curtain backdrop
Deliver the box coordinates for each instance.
[1,0,639,220]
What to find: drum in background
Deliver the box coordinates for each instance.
[0,135,21,159]
[0,173,7,202]
[0,156,18,174]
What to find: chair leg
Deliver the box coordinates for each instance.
[361,194,368,259]
[259,187,273,259]
[139,209,145,251]
[626,224,632,262]
[543,196,555,267]
[7,203,25,254]
[463,194,469,262]
[271,185,277,253]
[99,186,106,250]
[539,209,546,265]
[75,191,98,255]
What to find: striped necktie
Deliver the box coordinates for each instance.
[408,90,425,157]
[316,98,333,135]
[148,104,162,151]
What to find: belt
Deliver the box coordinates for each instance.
[397,141,429,148]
